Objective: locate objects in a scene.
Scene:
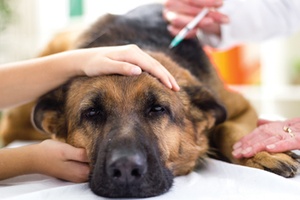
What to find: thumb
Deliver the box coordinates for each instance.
[106,60,143,76]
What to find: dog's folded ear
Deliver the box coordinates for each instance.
[31,86,68,139]
[184,85,227,127]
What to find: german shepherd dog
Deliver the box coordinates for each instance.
[0,4,299,198]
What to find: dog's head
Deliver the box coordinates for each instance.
[32,52,226,198]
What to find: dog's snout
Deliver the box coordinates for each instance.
[90,137,173,198]
[106,150,147,184]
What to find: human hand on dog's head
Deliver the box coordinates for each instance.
[163,0,229,38]
[70,44,180,91]
[232,118,300,158]
[34,139,90,183]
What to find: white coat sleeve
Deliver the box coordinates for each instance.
[199,0,300,50]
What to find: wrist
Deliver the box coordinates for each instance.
[30,142,52,175]
[23,144,41,174]
[62,49,90,77]
[59,50,84,78]
[43,50,85,80]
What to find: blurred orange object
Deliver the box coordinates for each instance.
[205,45,261,85]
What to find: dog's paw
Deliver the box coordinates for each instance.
[243,151,300,178]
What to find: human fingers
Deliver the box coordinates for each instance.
[232,125,276,158]
[63,145,90,163]
[205,10,229,24]
[88,57,177,92]
[232,129,262,151]
[182,0,223,7]
[55,143,90,182]
[196,11,228,37]
[233,121,286,151]
[164,10,195,31]
[165,11,213,37]
[266,135,300,153]
[164,8,227,28]
[165,10,225,38]
[164,0,204,16]
[86,57,142,76]
[133,48,180,91]
[165,0,223,10]
[58,161,90,183]
[232,136,281,158]
[107,45,180,91]
[83,45,179,91]
[37,140,90,182]
[165,10,211,29]
[44,139,89,163]
[167,24,198,38]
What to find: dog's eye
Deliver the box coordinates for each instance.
[85,108,101,118]
[81,107,106,125]
[148,105,166,116]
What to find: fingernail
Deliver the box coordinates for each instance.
[167,25,176,36]
[131,67,142,75]
[167,81,173,89]
[266,144,276,149]
[174,83,180,91]
[201,18,213,26]
[233,142,242,149]
[242,147,252,155]
[232,149,241,157]
[165,11,177,22]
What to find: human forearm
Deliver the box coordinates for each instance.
[0,145,37,180]
[0,52,78,109]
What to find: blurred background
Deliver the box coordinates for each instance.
[1,0,300,119]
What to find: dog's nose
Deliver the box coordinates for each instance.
[106,150,147,184]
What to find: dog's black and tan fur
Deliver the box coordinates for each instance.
[0,4,299,198]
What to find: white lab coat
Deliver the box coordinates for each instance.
[200,0,300,50]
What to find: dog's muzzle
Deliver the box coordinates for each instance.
[89,134,174,198]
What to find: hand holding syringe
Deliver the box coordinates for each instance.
[164,0,229,48]
[169,8,209,48]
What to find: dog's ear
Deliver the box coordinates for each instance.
[32,86,68,139]
[184,85,227,128]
